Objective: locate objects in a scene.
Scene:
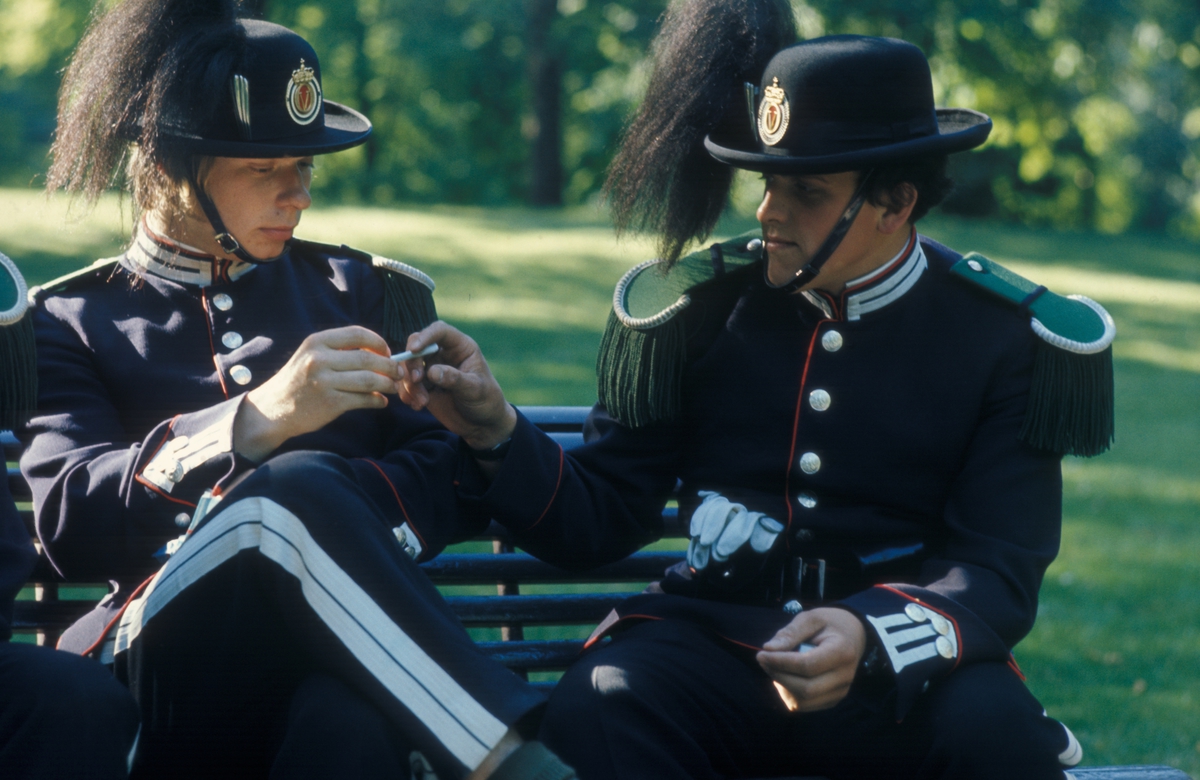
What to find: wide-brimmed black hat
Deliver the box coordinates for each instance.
[706,35,991,173]
[157,19,370,157]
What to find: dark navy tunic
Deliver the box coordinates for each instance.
[475,234,1063,717]
[19,228,539,776]
[22,228,483,585]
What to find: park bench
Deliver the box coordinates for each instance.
[3,409,1191,780]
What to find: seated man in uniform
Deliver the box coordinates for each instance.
[0,253,141,779]
[395,9,1112,779]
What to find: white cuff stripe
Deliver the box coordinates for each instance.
[114,497,506,769]
[866,602,958,675]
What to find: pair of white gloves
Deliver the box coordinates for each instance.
[686,491,785,572]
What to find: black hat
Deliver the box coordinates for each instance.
[705,35,991,173]
[158,19,371,157]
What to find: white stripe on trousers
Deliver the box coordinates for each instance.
[113,496,507,770]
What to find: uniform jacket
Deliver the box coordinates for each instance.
[1,475,36,641]
[21,227,482,586]
[471,234,1062,716]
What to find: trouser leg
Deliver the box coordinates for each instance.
[269,673,412,780]
[542,618,1075,780]
[116,451,543,778]
[541,619,794,780]
[0,641,140,780]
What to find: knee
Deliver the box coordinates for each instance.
[0,644,138,735]
[924,663,1067,770]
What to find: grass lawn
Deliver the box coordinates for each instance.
[3,188,1199,774]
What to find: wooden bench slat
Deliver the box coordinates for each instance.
[475,639,584,669]
[422,551,681,584]
[444,593,634,625]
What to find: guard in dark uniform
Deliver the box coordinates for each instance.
[23,0,573,777]
[1,252,141,779]
[394,8,1112,779]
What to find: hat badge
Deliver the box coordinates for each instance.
[757,77,790,147]
[286,59,322,126]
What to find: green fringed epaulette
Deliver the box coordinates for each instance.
[292,239,438,350]
[0,252,36,431]
[597,232,764,427]
[950,252,1116,457]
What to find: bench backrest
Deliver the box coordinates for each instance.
[3,407,685,685]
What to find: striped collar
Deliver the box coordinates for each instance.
[800,231,927,321]
[126,222,256,287]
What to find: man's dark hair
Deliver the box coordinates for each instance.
[861,155,953,224]
[605,0,797,267]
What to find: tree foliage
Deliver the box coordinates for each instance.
[3,0,1200,236]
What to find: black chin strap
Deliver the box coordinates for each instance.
[765,168,877,294]
[189,173,287,265]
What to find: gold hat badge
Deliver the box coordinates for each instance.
[757,77,790,146]
[286,59,322,126]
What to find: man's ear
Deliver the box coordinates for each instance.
[877,182,917,235]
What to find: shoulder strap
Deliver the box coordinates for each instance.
[597,232,763,427]
[951,252,1115,457]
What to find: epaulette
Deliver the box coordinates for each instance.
[950,252,1116,457]
[597,232,764,427]
[29,256,122,300]
[0,251,37,430]
[291,239,437,350]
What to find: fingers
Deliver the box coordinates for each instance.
[308,325,392,356]
[763,611,820,652]
[321,346,401,380]
[406,320,477,359]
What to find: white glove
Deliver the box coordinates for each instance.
[687,492,785,571]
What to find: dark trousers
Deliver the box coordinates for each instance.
[0,641,140,779]
[113,451,543,779]
[540,619,1072,780]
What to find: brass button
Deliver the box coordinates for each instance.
[746,238,763,253]
[936,636,955,659]
[794,528,815,542]
[931,614,951,636]
[783,599,802,615]
[175,512,192,528]
[798,452,821,475]
[808,389,831,412]
[393,526,407,545]
[821,330,843,352]
[230,365,253,385]
[166,459,184,483]
[905,603,927,622]
[967,259,984,273]
[212,293,234,311]
[797,493,817,509]
[221,331,244,350]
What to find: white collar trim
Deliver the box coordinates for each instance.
[127,224,256,287]
[844,236,926,321]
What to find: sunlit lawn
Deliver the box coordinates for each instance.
[3,188,1199,774]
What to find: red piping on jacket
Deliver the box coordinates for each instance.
[358,458,425,552]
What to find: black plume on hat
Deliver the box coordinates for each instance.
[605,0,798,267]
[706,35,991,173]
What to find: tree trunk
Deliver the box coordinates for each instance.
[526,0,562,206]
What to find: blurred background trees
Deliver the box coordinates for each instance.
[3,0,1200,237]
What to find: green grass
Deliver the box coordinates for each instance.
[3,189,1199,773]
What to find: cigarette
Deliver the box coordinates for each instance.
[390,343,440,362]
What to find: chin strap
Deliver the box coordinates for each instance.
[189,173,287,265]
[765,168,877,294]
